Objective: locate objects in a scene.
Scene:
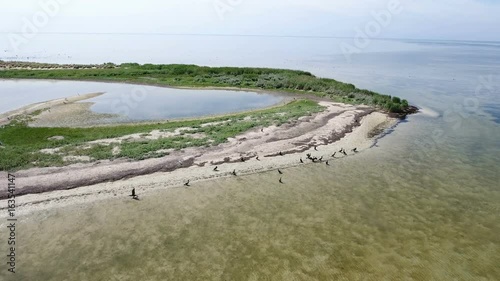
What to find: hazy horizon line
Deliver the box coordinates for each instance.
[1,31,499,44]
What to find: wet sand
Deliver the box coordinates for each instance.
[0,92,105,126]
[0,100,397,216]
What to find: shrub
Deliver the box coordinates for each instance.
[392,96,401,104]
[389,103,403,113]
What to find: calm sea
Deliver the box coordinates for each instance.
[0,35,499,280]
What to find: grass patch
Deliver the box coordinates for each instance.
[0,62,410,113]
[0,100,323,171]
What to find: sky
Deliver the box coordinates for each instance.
[0,0,499,41]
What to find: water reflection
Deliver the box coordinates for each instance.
[88,88,283,121]
[0,80,283,121]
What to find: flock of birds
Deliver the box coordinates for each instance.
[129,145,358,200]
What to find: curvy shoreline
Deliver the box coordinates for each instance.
[0,63,410,215]
[0,100,398,217]
[0,78,302,128]
[0,92,105,126]
[0,62,419,116]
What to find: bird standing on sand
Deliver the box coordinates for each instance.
[326,161,330,166]
[331,152,337,158]
[342,150,347,156]
[278,169,283,175]
[184,180,190,187]
[232,169,237,176]
[306,153,312,159]
[261,128,264,133]
[352,148,358,153]
[256,156,260,161]
[279,151,283,156]
[213,166,219,171]
[129,188,139,200]
[300,158,304,163]
[314,146,318,151]
[279,177,284,184]
[319,156,323,162]
[241,157,246,162]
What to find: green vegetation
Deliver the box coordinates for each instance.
[0,100,324,171]
[0,61,410,113]
[0,62,415,170]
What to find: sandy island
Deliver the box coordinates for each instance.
[0,96,398,217]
